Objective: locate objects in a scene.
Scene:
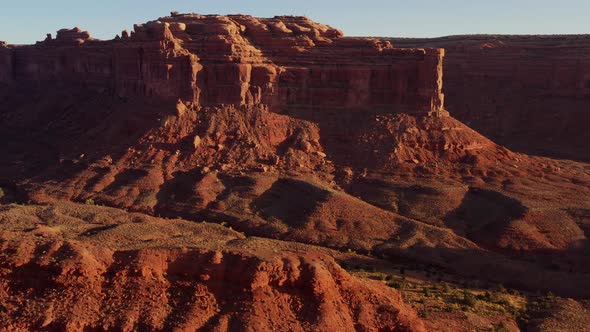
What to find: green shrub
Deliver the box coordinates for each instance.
[387,280,411,289]
[387,281,401,289]
[462,290,478,307]
[508,288,520,296]
[478,291,498,302]
[370,274,387,281]
[85,198,95,205]
[442,283,451,293]
[418,309,428,318]
[494,322,511,332]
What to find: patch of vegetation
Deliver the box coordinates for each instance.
[460,290,478,307]
[444,304,461,313]
[369,274,387,281]
[224,193,249,214]
[478,291,501,303]
[85,198,95,205]
[494,321,511,332]
[442,283,451,293]
[418,309,429,318]
[508,288,521,296]
[515,309,531,328]
[545,291,555,301]
[386,280,411,289]
[386,281,401,289]
[496,284,507,293]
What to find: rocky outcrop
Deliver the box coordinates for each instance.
[392,35,590,160]
[50,27,93,45]
[9,26,199,101]
[0,202,425,331]
[3,14,446,116]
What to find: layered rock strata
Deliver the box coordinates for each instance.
[1,14,446,116]
[392,35,590,160]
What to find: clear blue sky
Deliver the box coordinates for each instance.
[2,0,589,44]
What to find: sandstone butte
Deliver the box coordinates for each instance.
[0,13,590,332]
[392,35,590,162]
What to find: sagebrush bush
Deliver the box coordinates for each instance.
[462,290,478,307]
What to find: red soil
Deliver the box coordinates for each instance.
[0,203,424,331]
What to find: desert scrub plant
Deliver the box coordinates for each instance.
[494,322,511,332]
[478,291,500,303]
[370,273,387,281]
[442,283,451,293]
[516,311,531,328]
[418,309,429,318]
[386,281,400,289]
[85,198,95,205]
[388,280,412,289]
[508,288,521,296]
[460,290,478,307]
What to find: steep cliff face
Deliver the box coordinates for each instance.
[8,26,200,101]
[393,35,590,160]
[4,14,445,116]
[0,42,12,83]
